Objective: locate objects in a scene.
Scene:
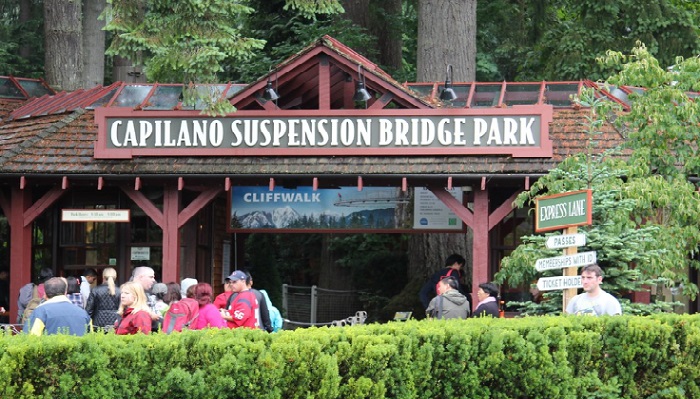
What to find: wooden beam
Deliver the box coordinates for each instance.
[121,186,164,228]
[269,178,275,191]
[24,187,66,227]
[313,177,318,191]
[447,176,453,190]
[427,186,473,228]
[357,176,363,191]
[177,187,223,229]
[98,176,104,190]
[62,176,69,190]
[224,177,231,192]
[488,190,522,231]
[401,177,407,192]
[135,177,141,190]
[178,177,184,191]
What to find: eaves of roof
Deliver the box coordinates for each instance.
[0,108,625,179]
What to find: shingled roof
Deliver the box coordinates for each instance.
[0,37,627,185]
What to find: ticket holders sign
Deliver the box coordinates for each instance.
[534,190,593,311]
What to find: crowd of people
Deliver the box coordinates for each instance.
[420,254,621,319]
[12,266,284,336]
[1,255,621,336]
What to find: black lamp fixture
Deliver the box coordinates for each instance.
[439,64,458,101]
[262,68,279,101]
[353,65,372,102]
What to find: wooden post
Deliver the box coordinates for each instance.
[562,225,578,313]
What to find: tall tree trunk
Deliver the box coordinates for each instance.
[112,55,146,83]
[18,0,32,59]
[44,0,83,91]
[82,0,106,88]
[407,232,472,285]
[370,0,402,71]
[408,0,477,286]
[342,0,402,72]
[417,0,476,82]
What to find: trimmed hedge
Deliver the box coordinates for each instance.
[1,315,699,399]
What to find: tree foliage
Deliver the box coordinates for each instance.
[477,0,700,81]
[495,60,700,314]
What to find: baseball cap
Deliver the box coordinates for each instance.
[227,270,247,281]
[151,283,167,295]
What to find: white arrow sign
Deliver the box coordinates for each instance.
[537,276,583,291]
[535,251,596,272]
[545,233,586,249]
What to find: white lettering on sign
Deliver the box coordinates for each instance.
[107,116,541,149]
[538,198,587,222]
[243,192,321,203]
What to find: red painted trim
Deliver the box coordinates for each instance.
[177,187,222,229]
[427,186,473,228]
[135,177,141,190]
[319,56,331,110]
[471,189,490,310]
[161,186,180,283]
[225,177,231,192]
[98,176,104,190]
[488,190,521,231]
[9,187,32,323]
[20,176,25,189]
[313,177,318,191]
[525,176,530,190]
[121,186,164,228]
[401,177,407,192]
[62,176,69,189]
[357,176,363,191]
[178,177,184,191]
[447,176,453,190]
[269,178,275,191]
[481,177,486,191]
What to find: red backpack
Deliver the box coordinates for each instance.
[162,298,199,333]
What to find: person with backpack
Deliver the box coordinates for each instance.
[17,267,54,324]
[115,281,152,335]
[161,282,199,333]
[190,283,226,330]
[419,254,469,310]
[221,270,258,329]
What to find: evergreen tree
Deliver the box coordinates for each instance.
[495,48,700,314]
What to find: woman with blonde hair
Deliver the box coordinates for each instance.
[85,267,121,331]
[115,281,152,335]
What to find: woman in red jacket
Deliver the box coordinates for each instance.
[115,281,152,335]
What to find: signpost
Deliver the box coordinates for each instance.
[535,251,596,272]
[534,190,592,233]
[545,233,586,249]
[534,190,593,312]
[536,276,582,291]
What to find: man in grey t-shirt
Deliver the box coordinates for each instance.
[566,264,622,316]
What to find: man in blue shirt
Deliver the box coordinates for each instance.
[28,277,91,336]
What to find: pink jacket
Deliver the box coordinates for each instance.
[191,303,226,330]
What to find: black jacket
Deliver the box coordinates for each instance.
[85,284,121,328]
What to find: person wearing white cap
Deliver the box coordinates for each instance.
[180,278,198,298]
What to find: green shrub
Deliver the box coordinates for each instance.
[2,315,700,399]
